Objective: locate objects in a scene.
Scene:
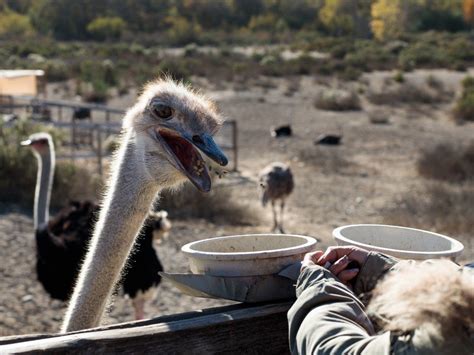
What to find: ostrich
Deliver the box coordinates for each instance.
[61,78,228,332]
[22,132,172,319]
[258,162,294,233]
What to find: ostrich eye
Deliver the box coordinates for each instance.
[152,104,173,120]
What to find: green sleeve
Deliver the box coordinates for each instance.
[353,252,399,296]
[288,265,392,355]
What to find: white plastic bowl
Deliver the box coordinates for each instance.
[181,234,317,276]
[333,224,464,260]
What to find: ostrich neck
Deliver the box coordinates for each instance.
[34,148,55,231]
[62,135,160,332]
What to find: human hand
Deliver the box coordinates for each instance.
[302,246,370,288]
[316,246,369,268]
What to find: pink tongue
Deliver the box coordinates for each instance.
[160,130,211,192]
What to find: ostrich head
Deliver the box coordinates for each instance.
[123,79,228,192]
[21,132,54,156]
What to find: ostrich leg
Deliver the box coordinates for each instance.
[271,201,278,232]
[279,200,286,234]
[132,295,146,320]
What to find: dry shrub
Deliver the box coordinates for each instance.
[0,146,101,209]
[368,83,435,105]
[383,182,474,236]
[158,183,259,226]
[385,141,474,251]
[368,109,390,124]
[367,79,452,105]
[51,162,102,207]
[453,76,474,123]
[284,77,301,97]
[314,89,361,111]
[426,74,443,90]
[417,142,474,182]
[0,120,101,209]
[298,147,353,174]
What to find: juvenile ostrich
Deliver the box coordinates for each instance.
[258,162,294,233]
[22,133,172,319]
[62,79,228,332]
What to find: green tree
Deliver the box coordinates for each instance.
[319,0,371,37]
[0,11,34,37]
[230,0,264,27]
[87,16,126,40]
[278,0,320,30]
[29,0,106,39]
[371,0,406,40]
[179,0,232,29]
[320,0,354,35]
[248,13,278,31]
[165,7,202,45]
[110,0,172,32]
[416,0,464,32]
[5,0,33,14]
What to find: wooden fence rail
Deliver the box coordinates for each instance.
[0,302,292,354]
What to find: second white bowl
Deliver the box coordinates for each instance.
[333,224,464,260]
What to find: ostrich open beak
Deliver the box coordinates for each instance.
[152,127,228,193]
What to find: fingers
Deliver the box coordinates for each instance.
[301,250,324,270]
[304,250,324,264]
[301,247,365,289]
[329,255,349,275]
[337,268,359,283]
[317,246,369,266]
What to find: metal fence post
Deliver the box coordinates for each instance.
[71,109,76,163]
[232,121,238,172]
[105,110,110,136]
[97,125,103,177]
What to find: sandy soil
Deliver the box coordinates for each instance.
[1,70,473,336]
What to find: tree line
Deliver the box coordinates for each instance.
[0,0,474,43]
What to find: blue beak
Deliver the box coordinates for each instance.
[190,133,228,166]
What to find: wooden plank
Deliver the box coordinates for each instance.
[0,302,253,345]
[0,302,292,354]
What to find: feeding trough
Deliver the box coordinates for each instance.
[181,234,317,276]
[162,234,317,302]
[333,224,464,260]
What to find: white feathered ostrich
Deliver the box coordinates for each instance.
[22,133,172,320]
[62,78,228,332]
[259,162,294,233]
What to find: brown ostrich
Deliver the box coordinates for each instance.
[259,162,294,233]
[62,78,228,332]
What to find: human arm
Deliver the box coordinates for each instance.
[288,264,391,354]
[288,248,399,354]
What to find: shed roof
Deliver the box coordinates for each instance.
[0,70,45,78]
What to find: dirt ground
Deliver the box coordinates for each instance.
[1,70,473,336]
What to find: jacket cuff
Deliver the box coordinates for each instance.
[354,252,398,295]
[296,264,340,297]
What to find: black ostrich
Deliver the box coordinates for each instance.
[23,132,171,319]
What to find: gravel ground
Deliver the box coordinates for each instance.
[1,70,473,336]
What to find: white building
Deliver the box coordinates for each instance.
[0,70,45,96]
